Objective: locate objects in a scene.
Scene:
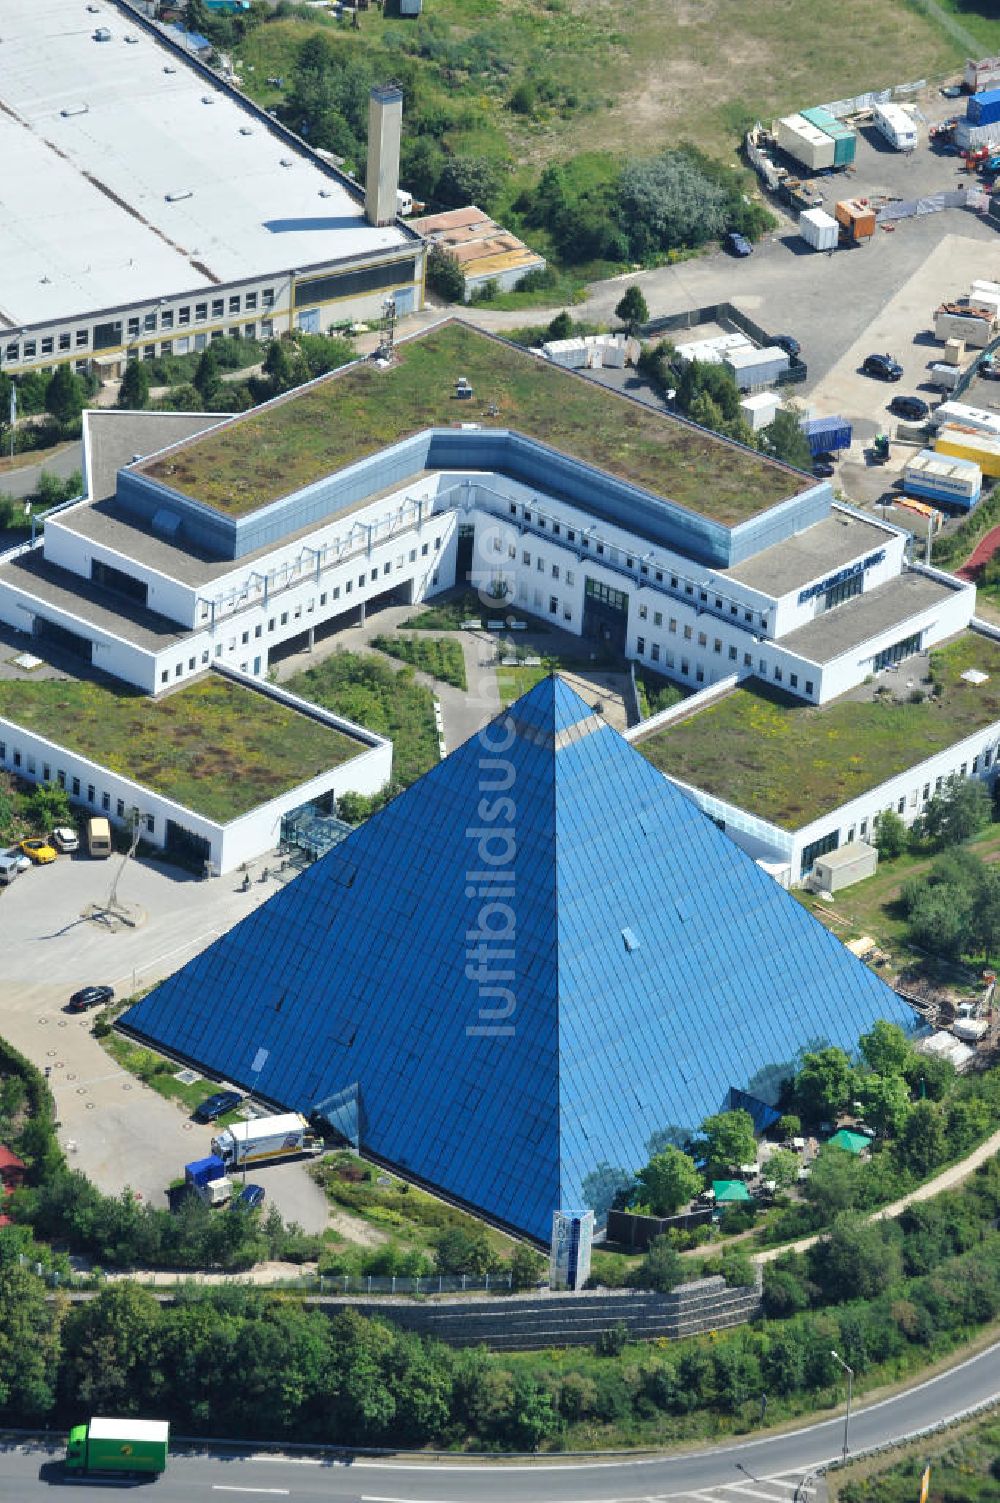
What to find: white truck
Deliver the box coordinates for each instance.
[211,1112,321,1169]
[953,1002,990,1042]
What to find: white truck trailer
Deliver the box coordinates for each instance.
[872,102,918,151]
[211,1112,322,1169]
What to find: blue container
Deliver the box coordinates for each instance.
[801,417,853,455]
[968,88,1000,126]
[185,1155,225,1187]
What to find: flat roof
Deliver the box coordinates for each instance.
[637,629,1000,830]
[85,409,232,506]
[0,672,362,823]
[0,550,191,653]
[0,0,410,329]
[723,510,895,598]
[778,571,960,665]
[138,321,807,522]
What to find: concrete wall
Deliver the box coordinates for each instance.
[302,1276,762,1351]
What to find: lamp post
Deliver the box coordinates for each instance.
[830,1350,853,1462]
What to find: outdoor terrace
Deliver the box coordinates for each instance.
[637,630,1000,830]
[139,321,807,524]
[0,672,362,823]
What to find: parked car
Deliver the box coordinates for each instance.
[51,826,79,853]
[724,231,753,258]
[940,84,963,99]
[193,1089,244,1123]
[19,837,57,865]
[68,985,115,1013]
[1,848,31,873]
[231,1183,266,1211]
[889,394,930,420]
[812,459,836,478]
[774,333,801,358]
[862,353,903,381]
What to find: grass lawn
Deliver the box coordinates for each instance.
[287,649,438,788]
[402,589,552,633]
[497,664,548,706]
[100,1006,245,1124]
[0,674,360,823]
[639,632,1000,830]
[234,3,959,164]
[371,633,467,690]
[140,323,803,523]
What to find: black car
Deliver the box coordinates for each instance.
[774,334,801,358]
[68,985,114,1013]
[889,394,930,421]
[940,84,963,99]
[231,1183,266,1211]
[812,459,836,478]
[862,353,903,381]
[193,1089,243,1122]
[724,231,753,258]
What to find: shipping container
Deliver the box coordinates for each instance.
[873,102,918,150]
[800,107,857,167]
[775,114,836,172]
[965,57,1000,93]
[902,448,982,509]
[935,423,1000,477]
[955,119,1000,149]
[968,87,1000,126]
[932,400,1000,435]
[739,392,780,431]
[929,362,962,391]
[674,333,754,365]
[934,306,995,347]
[799,207,839,250]
[834,198,876,242]
[185,1155,226,1188]
[801,416,853,454]
[723,345,790,390]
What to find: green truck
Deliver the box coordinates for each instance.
[65,1417,169,1476]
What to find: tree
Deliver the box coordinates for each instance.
[44,365,86,427]
[184,0,211,33]
[617,150,731,258]
[193,347,222,405]
[766,1148,800,1190]
[873,808,908,859]
[699,1109,757,1174]
[614,285,648,334]
[34,470,81,507]
[0,1264,62,1419]
[804,1142,866,1214]
[631,1234,682,1292]
[776,1113,801,1141]
[426,245,466,304]
[794,1048,854,1123]
[546,310,574,341]
[897,1099,946,1176]
[918,774,991,850]
[25,782,71,830]
[635,1146,701,1216]
[437,155,505,214]
[809,1212,900,1302]
[117,359,150,411]
[434,1227,498,1277]
[859,1020,912,1078]
[856,1074,911,1138]
[760,408,812,470]
[508,1243,544,1291]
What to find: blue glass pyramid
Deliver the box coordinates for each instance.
[122,675,911,1240]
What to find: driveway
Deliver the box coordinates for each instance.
[0,851,329,1231]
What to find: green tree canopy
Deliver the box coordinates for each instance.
[856,1073,911,1138]
[917,774,991,850]
[614,284,649,333]
[766,1147,800,1190]
[794,1047,854,1123]
[426,245,466,303]
[873,808,908,859]
[699,1109,757,1174]
[859,1020,912,1077]
[635,1146,702,1216]
[760,408,812,469]
[438,155,505,214]
[630,1233,683,1292]
[44,365,86,427]
[117,359,150,411]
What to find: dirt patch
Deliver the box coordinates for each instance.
[328,1208,389,1248]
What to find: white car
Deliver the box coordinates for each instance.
[1,848,31,873]
[51,827,79,853]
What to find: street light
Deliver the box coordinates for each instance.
[830,1350,853,1461]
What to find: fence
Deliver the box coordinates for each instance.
[607,1207,714,1250]
[642,305,807,386]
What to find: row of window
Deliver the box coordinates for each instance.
[514,583,573,622]
[507,543,576,587]
[5,289,278,365]
[505,500,770,629]
[0,744,156,834]
[633,635,815,697]
[168,541,444,686]
[135,324,272,362]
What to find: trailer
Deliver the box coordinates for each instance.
[932,400,1000,435]
[801,416,852,455]
[964,56,1000,94]
[968,87,1000,127]
[799,207,839,251]
[65,1418,169,1476]
[902,449,982,510]
[185,1155,232,1206]
[799,107,857,167]
[835,198,876,244]
[211,1112,322,1169]
[723,345,790,391]
[936,423,1000,477]
[873,101,918,151]
[775,114,836,172]
[934,304,996,348]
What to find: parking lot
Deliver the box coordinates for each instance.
[0,851,331,1233]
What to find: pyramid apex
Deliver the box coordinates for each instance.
[503,672,602,747]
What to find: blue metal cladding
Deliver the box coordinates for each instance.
[121,676,912,1241]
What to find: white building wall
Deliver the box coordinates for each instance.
[769,528,905,639]
[43,517,200,626]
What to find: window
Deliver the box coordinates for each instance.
[986,751,993,769]
[860,818,868,837]
[262,288,275,309]
[241,631,249,645]
[178,306,190,326]
[509,502,517,516]
[161,670,169,684]
[897,796,906,814]
[774,666,782,682]
[246,291,258,311]
[553,522,560,536]
[639,605,648,621]
[760,658,767,673]
[216,644,223,657]
[715,596,722,609]
[421,543,429,556]
[117,799,125,819]
[654,612,662,627]
[59,332,71,351]
[72,777,80,796]
[345,581,352,594]
[195,302,208,321]
[244,323,256,340]
[551,563,560,580]
[699,589,707,603]
[57,770,66,788]
[549,596,558,614]
[847,826,855,843]
[268,618,275,632]
[713,639,722,654]
[651,643,660,662]
[255,624,262,639]
[188,657,196,671]
[161,310,174,330]
[743,653,752,667]
[681,658,689,676]
[973,755,980,773]
[961,761,968,776]
[175,663,182,678]
[537,557,544,573]
[805,680,813,695]
[24,341,36,358]
[729,645,737,661]
[923,783,930,800]
[41,337,53,356]
[665,651,674,668]
[202,650,209,664]
[102,792,111,813]
[730,603,737,616]
[696,667,704,683]
[144,344,155,360]
[566,570,575,586]
[145,815,155,835]
[87,784,95,804]
[567,529,576,543]
[683,625,692,640]
[228,327,239,340]
[684,582,693,595]
[697,632,707,647]
[144,312,157,332]
[800,829,838,876]
[127,317,140,339]
[669,618,677,634]
[160,341,172,357]
[596,542,604,556]
[790,673,798,688]
[637,636,646,655]
[212,298,224,318]
[333,586,340,599]
[4,343,17,362]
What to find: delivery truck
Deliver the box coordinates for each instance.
[65,1417,169,1476]
[211,1111,322,1169]
[185,1154,233,1206]
[86,815,112,858]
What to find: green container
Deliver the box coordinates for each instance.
[801,107,857,168]
[65,1418,169,1475]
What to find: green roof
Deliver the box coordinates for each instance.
[713,1179,753,1203]
[827,1129,872,1155]
[638,631,1000,831]
[0,674,361,823]
[139,321,805,522]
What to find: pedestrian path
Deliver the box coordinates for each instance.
[956,522,1000,580]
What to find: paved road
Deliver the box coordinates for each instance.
[0,440,81,501]
[1,1339,996,1501]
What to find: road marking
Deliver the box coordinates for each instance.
[211,1489,290,1497]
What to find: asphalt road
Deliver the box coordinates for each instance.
[1,1340,996,1501]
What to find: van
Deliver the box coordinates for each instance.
[52,826,79,854]
[0,852,22,885]
[86,817,112,859]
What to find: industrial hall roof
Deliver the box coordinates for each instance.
[121,675,911,1241]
